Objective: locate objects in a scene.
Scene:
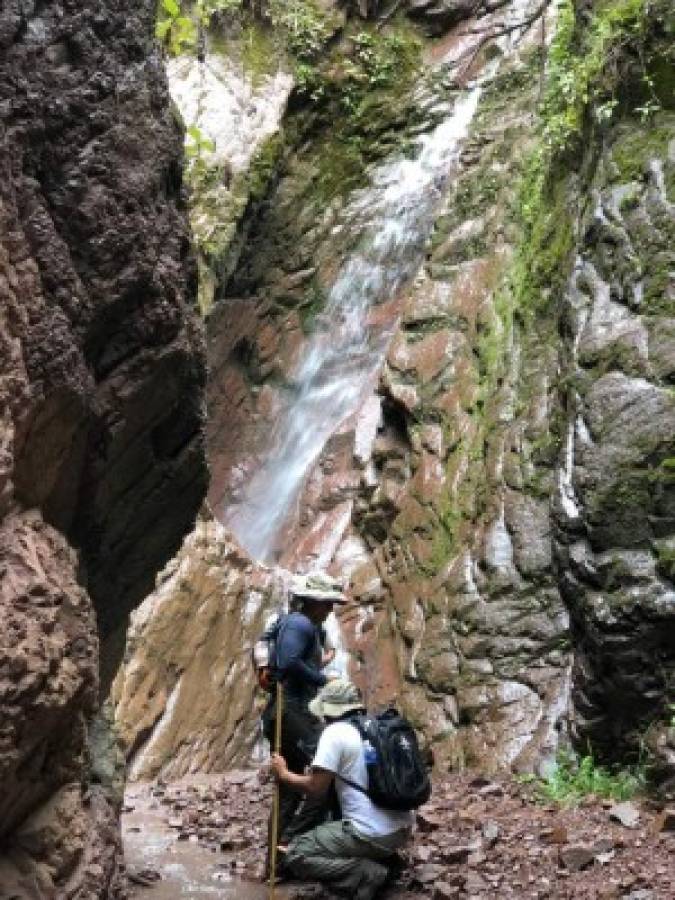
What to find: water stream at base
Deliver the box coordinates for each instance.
[223,85,482,563]
[124,779,276,899]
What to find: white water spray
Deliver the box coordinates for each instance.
[224,87,483,562]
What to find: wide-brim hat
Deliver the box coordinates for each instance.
[309,678,365,718]
[290,572,347,604]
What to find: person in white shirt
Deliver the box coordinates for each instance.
[270,678,413,900]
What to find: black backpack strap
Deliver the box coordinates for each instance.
[333,715,371,798]
[335,772,370,797]
[344,712,368,737]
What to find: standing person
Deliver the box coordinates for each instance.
[263,573,346,862]
[270,679,414,900]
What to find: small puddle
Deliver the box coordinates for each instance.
[122,779,288,899]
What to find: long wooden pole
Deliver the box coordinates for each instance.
[269,680,284,900]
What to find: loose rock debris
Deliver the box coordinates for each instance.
[124,772,675,898]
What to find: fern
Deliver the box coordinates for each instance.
[532,750,647,806]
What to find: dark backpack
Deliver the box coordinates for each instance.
[341,708,431,811]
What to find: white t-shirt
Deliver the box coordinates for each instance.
[312,721,415,838]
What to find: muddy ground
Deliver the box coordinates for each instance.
[123,772,675,898]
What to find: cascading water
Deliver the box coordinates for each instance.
[224,86,483,562]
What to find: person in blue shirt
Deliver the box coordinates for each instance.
[262,573,346,871]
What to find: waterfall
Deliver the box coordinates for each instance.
[224,85,483,562]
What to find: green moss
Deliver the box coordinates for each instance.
[204,21,279,81]
[247,132,285,201]
[240,23,279,80]
[511,170,575,317]
[610,121,673,182]
[618,184,642,212]
[584,337,648,377]
[587,468,655,548]
[299,28,423,206]
[508,0,659,319]
[656,547,675,580]
[656,457,675,485]
[297,279,326,333]
[312,132,371,205]
[476,290,512,394]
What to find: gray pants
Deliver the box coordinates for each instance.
[286,819,410,900]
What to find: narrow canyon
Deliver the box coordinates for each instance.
[1,0,673,897]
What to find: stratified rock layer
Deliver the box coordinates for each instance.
[557,116,675,762]
[112,518,283,781]
[114,1,674,790]
[0,0,207,893]
[206,14,573,773]
[204,4,674,775]
[1,0,207,646]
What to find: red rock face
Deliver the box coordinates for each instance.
[202,29,571,774]
[0,512,98,838]
[0,0,207,892]
[1,0,207,646]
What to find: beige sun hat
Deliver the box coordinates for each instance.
[309,678,365,718]
[290,572,347,604]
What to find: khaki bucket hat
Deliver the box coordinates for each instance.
[309,678,365,718]
[290,572,347,604]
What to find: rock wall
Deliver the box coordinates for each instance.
[204,3,573,773]
[113,0,674,791]
[205,0,674,777]
[111,517,283,781]
[557,113,675,764]
[0,0,207,893]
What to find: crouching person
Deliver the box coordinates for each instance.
[270,679,413,900]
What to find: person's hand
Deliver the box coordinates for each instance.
[322,648,336,667]
[270,752,288,781]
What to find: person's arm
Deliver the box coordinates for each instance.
[320,626,336,667]
[277,617,327,687]
[270,753,333,797]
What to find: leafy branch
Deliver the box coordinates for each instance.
[185,124,216,159]
[156,0,241,55]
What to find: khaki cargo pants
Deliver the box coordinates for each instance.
[285,819,410,900]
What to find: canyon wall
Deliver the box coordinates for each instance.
[0,0,207,894]
[114,0,674,795]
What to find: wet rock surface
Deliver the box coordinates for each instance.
[0,0,206,892]
[112,1,674,792]
[200,6,576,776]
[123,772,675,899]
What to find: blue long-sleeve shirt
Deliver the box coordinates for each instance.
[276,612,327,704]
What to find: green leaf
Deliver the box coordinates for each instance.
[155,19,172,40]
[162,0,180,16]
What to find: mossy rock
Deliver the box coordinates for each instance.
[608,116,674,185]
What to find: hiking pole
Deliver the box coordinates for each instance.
[269,680,284,900]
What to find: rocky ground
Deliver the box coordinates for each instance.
[123,772,675,899]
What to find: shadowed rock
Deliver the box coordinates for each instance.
[0,0,207,893]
